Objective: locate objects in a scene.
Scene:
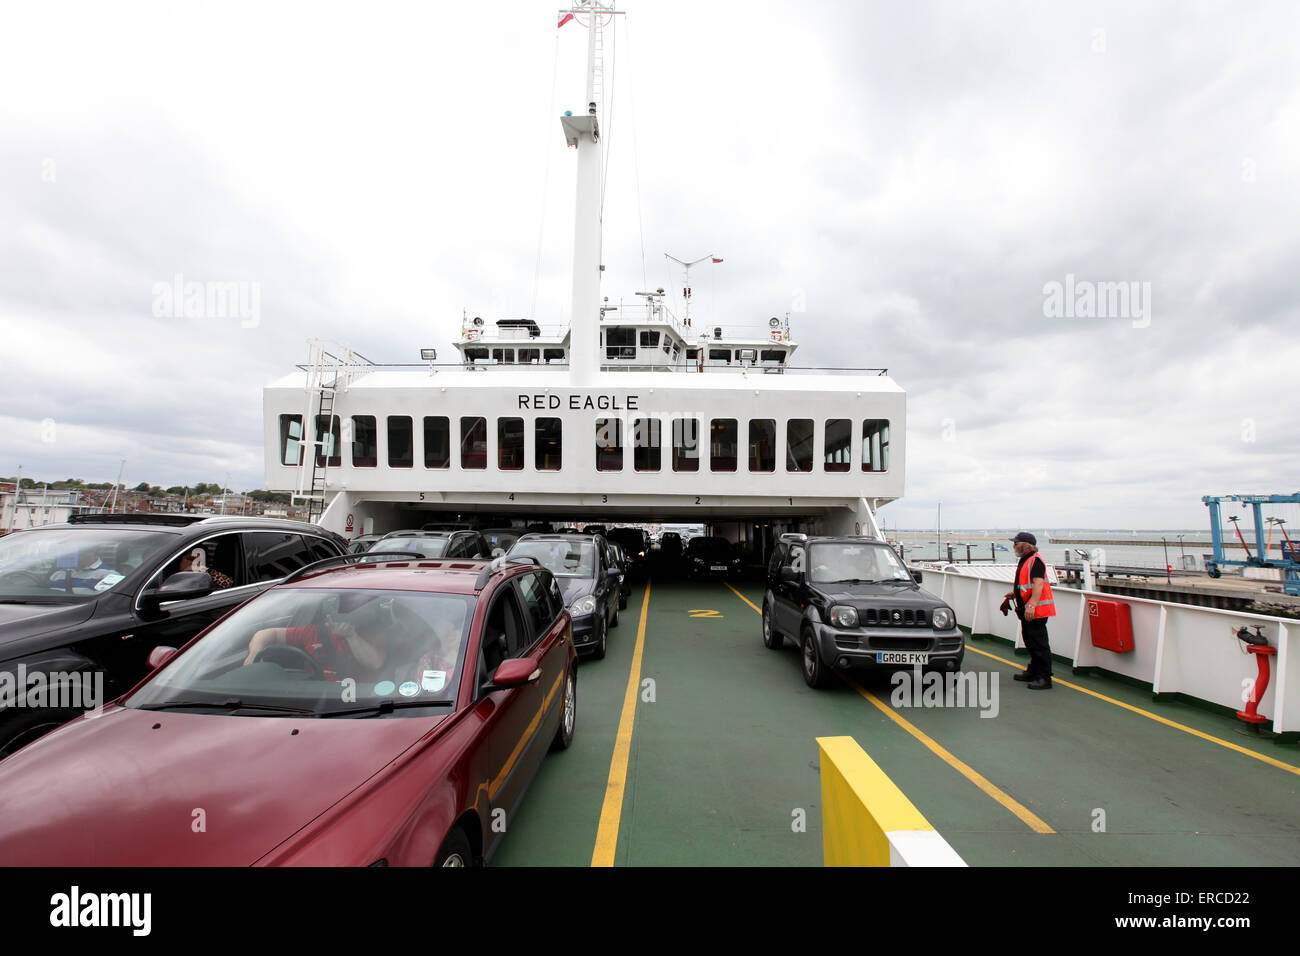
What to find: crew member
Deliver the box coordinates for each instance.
[1002,531,1055,689]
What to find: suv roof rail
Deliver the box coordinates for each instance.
[282,551,427,584]
[474,554,540,590]
[778,532,808,544]
[68,513,208,526]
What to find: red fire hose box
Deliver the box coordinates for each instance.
[1087,599,1134,652]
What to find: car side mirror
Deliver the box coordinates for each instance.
[911,569,923,583]
[607,568,622,579]
[141,571,213,609]
[489,657,541,688]
[780,566,800,583]
[147,646,179,670]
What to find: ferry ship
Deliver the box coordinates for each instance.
[261,2,901,561]
[258,3,1300,869]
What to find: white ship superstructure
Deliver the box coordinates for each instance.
[262,2,905,557]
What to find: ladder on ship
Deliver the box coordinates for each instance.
[291,340,375,524]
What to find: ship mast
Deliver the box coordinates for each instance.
[560,1,623,384]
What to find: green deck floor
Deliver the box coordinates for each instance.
[492,577,1300,866]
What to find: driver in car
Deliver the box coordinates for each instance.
[243,595,394,682]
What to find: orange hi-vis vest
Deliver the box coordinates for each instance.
[1017,552,1057,617]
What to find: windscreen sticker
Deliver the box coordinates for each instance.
[398,681,420,697]
[421,670,447,692]
[93,573,125,592]
[372,680,396,696]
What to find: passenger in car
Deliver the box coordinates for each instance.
[165,547,234,589]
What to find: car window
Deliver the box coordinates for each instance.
[377,537,450,558]
[157,533,247,593]
[479,585,527,688]
[789,545,805,573]
[244,532,316,583]
[516,572,553,644]
[0,528,174,600]
[808,543,910,583]
[127,587,473,713]
[768,543,786,576]
[545,573,564,618]
[302,535,341,563]
[509,540,597,578]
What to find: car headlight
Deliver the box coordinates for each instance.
[829,605,858,628]
[730,558,740,564]
[693,557,704,564]
[931,607,954,630]
[570,596,597,616]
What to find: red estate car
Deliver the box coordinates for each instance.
[0,554,577,866]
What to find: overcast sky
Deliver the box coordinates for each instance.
[2,0,1297,528]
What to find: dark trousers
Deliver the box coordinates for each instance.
[1020,617,1052,678]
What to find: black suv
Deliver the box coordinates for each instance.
[506,534,621,658]
[762,534,962,688]
[0,514,347,757]
[372,530,491,560]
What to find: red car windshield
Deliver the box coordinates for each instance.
[127,587,475,715]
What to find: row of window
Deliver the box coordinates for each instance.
[281,415,890,474]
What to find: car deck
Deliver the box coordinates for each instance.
[493,577,1300,866]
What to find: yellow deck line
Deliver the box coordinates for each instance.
[726,582,1054,834]
[725,582,762,614]
[842,676,1055,834]
[590,579,652,866]
[965,642,1300,777]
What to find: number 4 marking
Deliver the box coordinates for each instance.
[689,609,723,619]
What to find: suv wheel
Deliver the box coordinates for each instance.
[801,628,834,689]
[762,599,783,650]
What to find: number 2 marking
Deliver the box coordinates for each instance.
[689,609,723,619]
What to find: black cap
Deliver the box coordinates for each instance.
[1012,531,1037,545]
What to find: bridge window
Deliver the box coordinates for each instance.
[491,348,514,364]
[424,416,450,468]
[634,418,661,471]
[686,348,700,363]
[708,348,731,366]
[672,418,699,472]
[639,330,660,348]
[544,348,566,364]
[825,419,851,472]
[596,418,623,471]
[465,347,489,364]
[498,417,525,470]
[749,419,775,472]
[536,418,562,470]
[351,415,377,467]
[760,349,786,367]
[314,415,341,467]
[786,419,813,472]
[279,415,302,466]
[388,416,413,468]
[518,348,540,364]
[711,419,738,471]
[862,420,890,472]
[461,416,487,470]
[605,327,636,360]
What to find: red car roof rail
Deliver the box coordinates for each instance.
[474,555,541,591]
[282,551,427,584]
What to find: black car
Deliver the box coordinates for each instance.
[507,534,620,658]
[479,528,523,557]
[0,514,347,757]
[606,541,631,610]
[606,528,650,578]
[763,534,963,688]
[347,533,385,554]
[684,535,742,580]
[372,530,491,560]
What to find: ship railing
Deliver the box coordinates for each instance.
[916,566,1300,733]
[294,362,889,376]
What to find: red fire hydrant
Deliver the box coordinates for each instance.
[1236,627,1275,726]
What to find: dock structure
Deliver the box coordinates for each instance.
[491,573,1300,867]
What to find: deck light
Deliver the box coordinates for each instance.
[420,349,437,361]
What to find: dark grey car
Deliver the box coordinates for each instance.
[763,535,962,688]
[0,514,347,757]
[507,534,620,659]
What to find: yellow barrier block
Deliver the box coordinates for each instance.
[817,735,965,867]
